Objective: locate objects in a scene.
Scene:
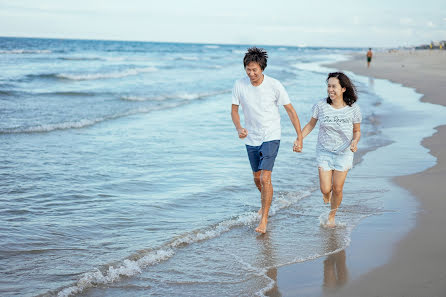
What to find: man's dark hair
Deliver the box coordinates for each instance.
[243,47,268,70]
[326,72,358,106]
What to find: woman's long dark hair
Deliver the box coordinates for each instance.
[326,72,358,106]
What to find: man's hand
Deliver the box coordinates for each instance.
[237,128,248,139]
[293,137,303,153]
[350,140,358,152]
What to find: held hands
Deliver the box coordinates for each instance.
[350,140,358,152]
[237,127,248,139]
[293,137,303,153]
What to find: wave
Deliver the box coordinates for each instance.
[204,45,220,49]
[0,90,15,96]
[53,190,311,297]
[58,56,125,62]
[58,57,103,61]
[120,89,230,102]
[0,49,52,54]
[27,67,158,81]
[175,56,199,61]
[41,91,98,97]
[1,88,229,134]
[0,103,182,134]
[57,67,158,80]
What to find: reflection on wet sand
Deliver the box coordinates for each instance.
[256,233,282,297]
[322,228,349,295]
[323,249,348,293]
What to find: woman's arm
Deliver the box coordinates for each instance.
[350,123,361,152]
[302,117,318,139]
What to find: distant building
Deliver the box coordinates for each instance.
[415,41,445,49]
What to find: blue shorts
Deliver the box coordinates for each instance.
[316,148,353,172]
[246,140,280,172]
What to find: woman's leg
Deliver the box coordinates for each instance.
[318,168,333,204]
[328,170,349,225]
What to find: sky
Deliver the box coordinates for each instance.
[0,0,445,47]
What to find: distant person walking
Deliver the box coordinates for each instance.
[301,72,361,226]
[366,48,373,68]
[231,47,303,234]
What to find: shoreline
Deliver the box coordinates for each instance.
[274,49,446,296]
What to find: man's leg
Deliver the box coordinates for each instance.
[256,169,272,234]
[328,170,349,225]
[252,171,262,214]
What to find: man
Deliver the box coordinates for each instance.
[231,47,303,234]
[366,48,373,68]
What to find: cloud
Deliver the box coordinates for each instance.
[427,21,435,27]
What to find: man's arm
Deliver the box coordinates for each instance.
[231,104,248,139]
[283,103,303,152]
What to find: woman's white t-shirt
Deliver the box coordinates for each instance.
[312,100,362,153]
[232,75,291,146]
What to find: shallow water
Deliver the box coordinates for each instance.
[1,38,439,297]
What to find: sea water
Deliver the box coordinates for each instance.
[0,37,441,297]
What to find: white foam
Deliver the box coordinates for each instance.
[318,212,347,228]
[120,89,230,102]
[0,104,182,134]
[270,190,312,215]
[0,49,52,54]
[178,56,199,61]
[57,67,157,80]
[170,212,259,247]
[204,45,220,49]
[57,249,174,297]
[50,190,313,296]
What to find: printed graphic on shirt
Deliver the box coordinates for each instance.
[312,100,362,153]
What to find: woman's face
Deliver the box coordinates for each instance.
[327,77,346,101]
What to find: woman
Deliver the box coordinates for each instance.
[297,72,361,226]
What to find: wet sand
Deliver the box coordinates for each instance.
[274,50,446,297]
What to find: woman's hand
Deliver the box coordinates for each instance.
[293,138,303,153]
[350,139,358,152]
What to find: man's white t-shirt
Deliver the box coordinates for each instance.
[312,100,362,153]
[232,75,291,146]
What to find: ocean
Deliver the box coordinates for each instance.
[0,37,440,297]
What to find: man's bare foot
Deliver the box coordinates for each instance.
[257,208,263,215]
[255,219,267,234]
[323,192,332,204]
[327,211,336,226]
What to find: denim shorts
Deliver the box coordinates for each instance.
[246,140,280,172]
[316,148,353,172]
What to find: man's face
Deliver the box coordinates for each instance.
[245,62,263,85]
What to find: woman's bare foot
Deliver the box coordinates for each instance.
[255,219,267,234]
[327,210,336,226]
